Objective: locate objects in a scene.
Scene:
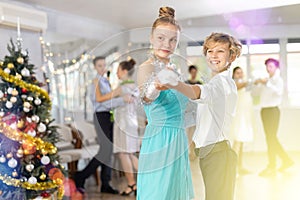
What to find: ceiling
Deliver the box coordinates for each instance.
[10,0,300,29]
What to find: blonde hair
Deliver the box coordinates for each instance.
[151,7,181,33]
[203,32,242,58]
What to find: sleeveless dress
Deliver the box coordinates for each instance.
[113,83,140,153]
[231,87,254,142]
[137,89,194,200]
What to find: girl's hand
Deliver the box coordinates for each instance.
[155,82,169,90]
[112,86,122,97]
[123,94,134,103]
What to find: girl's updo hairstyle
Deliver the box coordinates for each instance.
[119,58,136,76]
[152,7,181,33]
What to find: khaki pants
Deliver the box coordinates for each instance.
[195,140,237,200]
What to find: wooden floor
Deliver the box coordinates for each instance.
[73,152,300,200]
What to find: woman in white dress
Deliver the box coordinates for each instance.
[231,66,254,174]
[113,58,139,196]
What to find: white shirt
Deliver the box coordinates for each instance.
[191,70,237,148]
[259,69,283,108]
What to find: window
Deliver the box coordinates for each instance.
[287,40,300,107]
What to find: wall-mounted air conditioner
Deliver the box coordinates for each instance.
[0,2,47,32]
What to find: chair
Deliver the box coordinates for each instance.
[55,124,82,175]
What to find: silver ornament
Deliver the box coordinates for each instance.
[31,115,40,123]
[4,68,10,74]
[7,87,13,94]
[37,123,46,132]
[8,157,18,168]
[21,68,30,77]
[34,98,41,105]
[6,101,13,109]
[27,96,34,101]
[28,176,37,185]
[23,107,30,112]
[26,163,34,172]
[41,155,50,165]
[27,130,36,137]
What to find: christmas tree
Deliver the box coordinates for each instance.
[0,39,64,199]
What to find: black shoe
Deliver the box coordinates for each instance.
[120,184,137,196]
[101,185,119,194]
[259,167,276,177]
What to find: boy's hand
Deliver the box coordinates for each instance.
[157,68,179,87]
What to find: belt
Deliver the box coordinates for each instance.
[195,140,231,159]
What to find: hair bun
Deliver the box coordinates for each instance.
[128,58,136,66]
[159,7,175,19]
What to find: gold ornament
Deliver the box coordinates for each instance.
[7,63,14,69]
[17,119,25,128]
[17,57,24,64]
[6,152,13,159]
[12,170,18,177]
[15,73,22,80]
[0,61,3,66]
[39,173,46,180]
[11,88,18,96]
[16,149,24,158]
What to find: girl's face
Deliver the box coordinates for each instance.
[117,66,127,80]
[94,59,106,76]
[266,62,278,77]
[190,68,198,80]
[205,42,234,73]
[233,68,244,80]
[150,24,179,62]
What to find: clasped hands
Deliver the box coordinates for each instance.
[155,68,180,90]
[254,78,268,85]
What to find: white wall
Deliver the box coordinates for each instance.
[0,25,43,82]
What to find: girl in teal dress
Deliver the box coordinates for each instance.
[136,6,194,200]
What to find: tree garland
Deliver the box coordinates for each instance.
[0,172,63,199]
[0,121,57,154]
[0,68,51,105]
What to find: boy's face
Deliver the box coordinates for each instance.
[94,59,106,76]
[265,61,277,77]
[205,42,234,73]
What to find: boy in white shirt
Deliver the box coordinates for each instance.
[159,32,242,200]
[255,58,294,176]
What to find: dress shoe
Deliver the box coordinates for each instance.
[279,159,294,172]
[120,184,137,196]
[259,167,276,177]
[101,185,119,194]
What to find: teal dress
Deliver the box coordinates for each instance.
[137,89,194,200]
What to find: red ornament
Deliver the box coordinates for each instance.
[48,168,64,181]
[23,120,37,133]
[41,192,51,197]
[21,88,27,93]
[22,142,36,155]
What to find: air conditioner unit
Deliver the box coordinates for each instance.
[0,2,47,32]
